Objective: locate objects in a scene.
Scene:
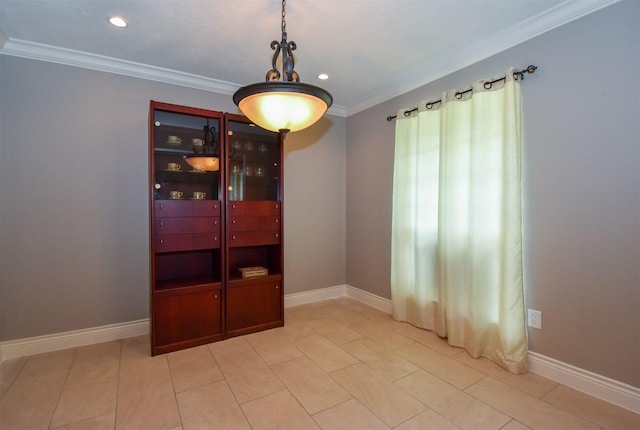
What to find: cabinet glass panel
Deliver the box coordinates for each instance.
[227,120,280,201]
[153,110,221,201]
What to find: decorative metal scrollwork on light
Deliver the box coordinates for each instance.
[233,0,333,135]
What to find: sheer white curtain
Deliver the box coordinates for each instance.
[391,68,527,373]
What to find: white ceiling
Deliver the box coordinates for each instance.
[0,0,619,116]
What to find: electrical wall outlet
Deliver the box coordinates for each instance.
[528,309,542,329]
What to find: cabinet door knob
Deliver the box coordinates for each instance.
[275,284,279,289]
[232,220,236,224]
[159,239,164,244]
[214,293,219,299]
[214,220,218,225]
[232,235,236,240]
[159,204,164,209]
[214,236,218,241]
[274,233,279,238]
[159,221,165,227]
[275,219,279,223]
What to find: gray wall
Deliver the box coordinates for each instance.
[1,0,637,390]
[346,0,639,387]
[285,121,347,294]
[0,57,346,340]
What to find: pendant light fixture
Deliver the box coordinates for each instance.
[233,0,332,135]
[183,121,219,171]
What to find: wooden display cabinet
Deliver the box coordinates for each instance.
[149,103,284,354]
[225,114,284,337]
[149,101,225,355]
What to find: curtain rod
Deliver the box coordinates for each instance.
[386,65,537,121]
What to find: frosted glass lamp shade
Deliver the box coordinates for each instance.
[183,156,220,172]
[233,82,332,133]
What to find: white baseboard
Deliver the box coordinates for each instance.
[1,286,356,360]
[344,285,392,314]
[528,351,640,414]
[284,284,349,308]
[1,285,638,414]
[283,284,392,314]
[0,319,149,361]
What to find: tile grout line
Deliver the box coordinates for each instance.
[9,299,639,430]
[113,339,124,430]
[50,348,78,430]
[0,355,28,403]
[165,351,185,430]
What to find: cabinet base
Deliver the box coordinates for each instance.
[152,333,224,356]
[225,320,284,339]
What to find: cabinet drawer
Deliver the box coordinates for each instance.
[155,200,191,217]
[228,201,280,216]
[228,216,280,232]
[155,217,220,235]
[155,200,221,217]
[263,216,280,230]
[192,200,221,216]
[155,233,220,252]
[228,230,280,247]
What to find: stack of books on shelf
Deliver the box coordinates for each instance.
[239,266,269,278]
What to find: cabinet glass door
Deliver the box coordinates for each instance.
[226,120,280,201]
[153,109,222,202]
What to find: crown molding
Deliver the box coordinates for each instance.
[0,0,618,118]
[0,38,347,118]
[345,0,622,116]
[0,38,239,93]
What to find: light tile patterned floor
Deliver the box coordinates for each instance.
[1,298,638,429]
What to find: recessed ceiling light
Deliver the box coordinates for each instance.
[108,16,127,28]
[317,73,329,80]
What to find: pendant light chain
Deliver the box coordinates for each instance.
[281,0,286,34]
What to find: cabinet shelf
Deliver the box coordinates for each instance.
[154,147,193,155]
[228,273,282,284]
[155,277,221,292]
[155,169,219,183]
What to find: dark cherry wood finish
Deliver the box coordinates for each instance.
[226,275,283,337]
[150,101,225,355]
[150,102,284,355]
[224,114,284,338]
